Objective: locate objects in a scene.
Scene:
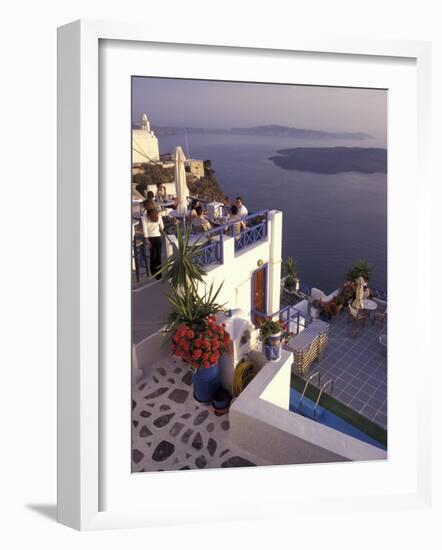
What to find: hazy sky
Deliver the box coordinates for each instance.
[132,77,387,142]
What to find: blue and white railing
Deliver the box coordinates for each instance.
[251,304,308,336]
[191,229,224,267]
[190,209,269,267]
[234,211,268,252]
[276,304,308,335]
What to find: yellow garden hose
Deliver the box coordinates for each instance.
[232,360,257,397]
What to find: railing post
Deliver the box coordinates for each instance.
[219,229,224,265]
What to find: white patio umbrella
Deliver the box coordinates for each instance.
[353,276,366,310]
[173,146,189,218]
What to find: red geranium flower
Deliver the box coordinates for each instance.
[202,339,211,350]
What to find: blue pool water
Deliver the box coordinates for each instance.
[289,389,386,451]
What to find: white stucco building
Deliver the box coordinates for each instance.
[166,209,282,325]
[132,113,160,163]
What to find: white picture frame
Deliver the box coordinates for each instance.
[57,19,432,531]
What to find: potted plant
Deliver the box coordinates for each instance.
[160,225,232,403]
[166,284,232,403]
[211,388,232,416]
[283,257,299,292]
[345,259,373,283]
[336,281,356,307]
[258,318,292,361]
[159,224,207,294]
[318,298,342,320]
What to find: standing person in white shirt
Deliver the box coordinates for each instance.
[235,196,248,218]
[142,208,164,280]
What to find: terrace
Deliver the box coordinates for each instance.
[303,312,387,429]
[131,207,270,288]
[131,198,387,470]
[176,209,270,268]
[278,285,387,429]
[132,287,387,472]
[132,354,269,472]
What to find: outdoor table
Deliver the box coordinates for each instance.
[363,298,378,320]
[159,207,173,217]
[158,200,175,209]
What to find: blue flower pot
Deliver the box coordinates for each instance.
[211,389,231,415]
[263,342,282,362]
[192,363,220,404]
[263,332,282,361]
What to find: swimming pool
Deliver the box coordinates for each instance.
[289,389,387,451]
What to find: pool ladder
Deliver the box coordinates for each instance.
[299,372,321,413]
[313,379,334,419]
[299,373,334,419]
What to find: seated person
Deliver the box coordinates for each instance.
[146,190,155,201]
[228,204,245,237]
[155,182,168,201]
[192,205,212,232]
[235,196,248,218]
[188,198,200,220]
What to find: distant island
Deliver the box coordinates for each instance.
[143,124,373,141]
[269,147,387,174]
[230,125,372,140]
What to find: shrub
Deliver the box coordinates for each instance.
[345,260,373,282]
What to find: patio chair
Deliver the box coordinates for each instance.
[372,305,387,329]
[348,303,369,323]
[347,303,368,337]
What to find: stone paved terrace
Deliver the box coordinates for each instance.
[132,279,170,344]
[132,357,270,472]
[303,310,387,429]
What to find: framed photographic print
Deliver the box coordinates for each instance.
[57,20,432,530]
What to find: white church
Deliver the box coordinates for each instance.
[132,113,160,164]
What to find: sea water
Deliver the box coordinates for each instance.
[158,134,387,293]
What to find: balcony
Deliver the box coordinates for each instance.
[189,209,269,267]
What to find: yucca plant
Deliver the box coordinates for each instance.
[283,256,299,290]
[158,224,207,294]
[164,281,227,338]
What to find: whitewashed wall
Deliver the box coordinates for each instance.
[194,210,283,320]
[230,350,387,464]
[132,129,160,162]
